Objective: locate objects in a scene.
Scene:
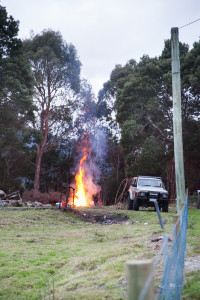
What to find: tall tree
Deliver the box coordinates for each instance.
[23,30,81,195]
[0,5,35,191]
[99,56,171,176]
[99,40,194,198]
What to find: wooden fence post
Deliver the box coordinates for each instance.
[126,259,154,300]
[171,27,186,214]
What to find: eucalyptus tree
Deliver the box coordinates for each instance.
[99,41,190,180]
[24,30,81,195]
[0,5,35,191]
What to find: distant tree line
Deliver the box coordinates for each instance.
[1,4,200,203]
[99,39,200,199]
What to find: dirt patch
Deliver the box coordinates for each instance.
[71,208,129,224]
[185,255,200,272]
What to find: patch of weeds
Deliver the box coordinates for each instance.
[74,248,81,252]
[106,283,116,289]
[112,261,124,273]
[75,260,98,271]
[16,270,34,279]
[47,268,56,275]
[134,243,144,248]
[187,209,200,252]
[25,239,36,243]
[153,229,166,234]
[182,270,200,300]
[47,251,57,256]
[94,231,105,237]
[193,248,200,254]
[0,269,16,279]
[0,253,8,258]
[35,261,45,266]
[38,257,52,263]
[67,282,79,291]
[189,222,195,229]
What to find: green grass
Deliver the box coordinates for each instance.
[186,208,200,254]
[182,208,200,300]
[0,206,199,299]
[182,270,200,300]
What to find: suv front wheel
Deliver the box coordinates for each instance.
[162,202,168,212]
[133,198,139,211]
[128,197,133,210]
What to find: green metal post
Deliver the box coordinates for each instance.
[171,27,186,214]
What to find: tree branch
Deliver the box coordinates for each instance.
[146,115,172,143]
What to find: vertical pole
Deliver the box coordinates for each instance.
[73,188,75,209]
[126,260,154,300]
[171,27,186,214]
[153,200,165,230]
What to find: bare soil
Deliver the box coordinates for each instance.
[67,207,129,224]
[185,255,200,272]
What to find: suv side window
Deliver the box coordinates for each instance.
[132,179,137,187]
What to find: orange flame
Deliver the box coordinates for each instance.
[74,155,93,207]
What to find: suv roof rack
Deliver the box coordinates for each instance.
[138,176,162,179]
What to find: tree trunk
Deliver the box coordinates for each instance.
[33,73,52,197]
[33,110,50,197]
[33,146,43,196]
[197,192,200,209]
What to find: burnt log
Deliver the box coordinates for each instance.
[6,191,21,199]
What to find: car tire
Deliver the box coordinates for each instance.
[133,198,139,211]
[162,203,168,213]
[128,197,133,210]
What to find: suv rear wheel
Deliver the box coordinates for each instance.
[162,203,168,212]
[128,197,133,210]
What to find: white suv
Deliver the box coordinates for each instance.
[128,176,169,212]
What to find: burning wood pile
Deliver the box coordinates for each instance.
[64,157,101,208]
[66,134,102,208]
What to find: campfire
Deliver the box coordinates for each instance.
[67,152,101,207]
[74,154,93,206]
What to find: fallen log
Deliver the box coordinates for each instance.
[6,191,21,199]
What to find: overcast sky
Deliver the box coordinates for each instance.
[2,0,200,96]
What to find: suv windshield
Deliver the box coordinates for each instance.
[138,178,163,187]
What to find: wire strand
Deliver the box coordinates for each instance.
[179,18,200,29]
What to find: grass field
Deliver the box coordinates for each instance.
[0,206,199,299]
